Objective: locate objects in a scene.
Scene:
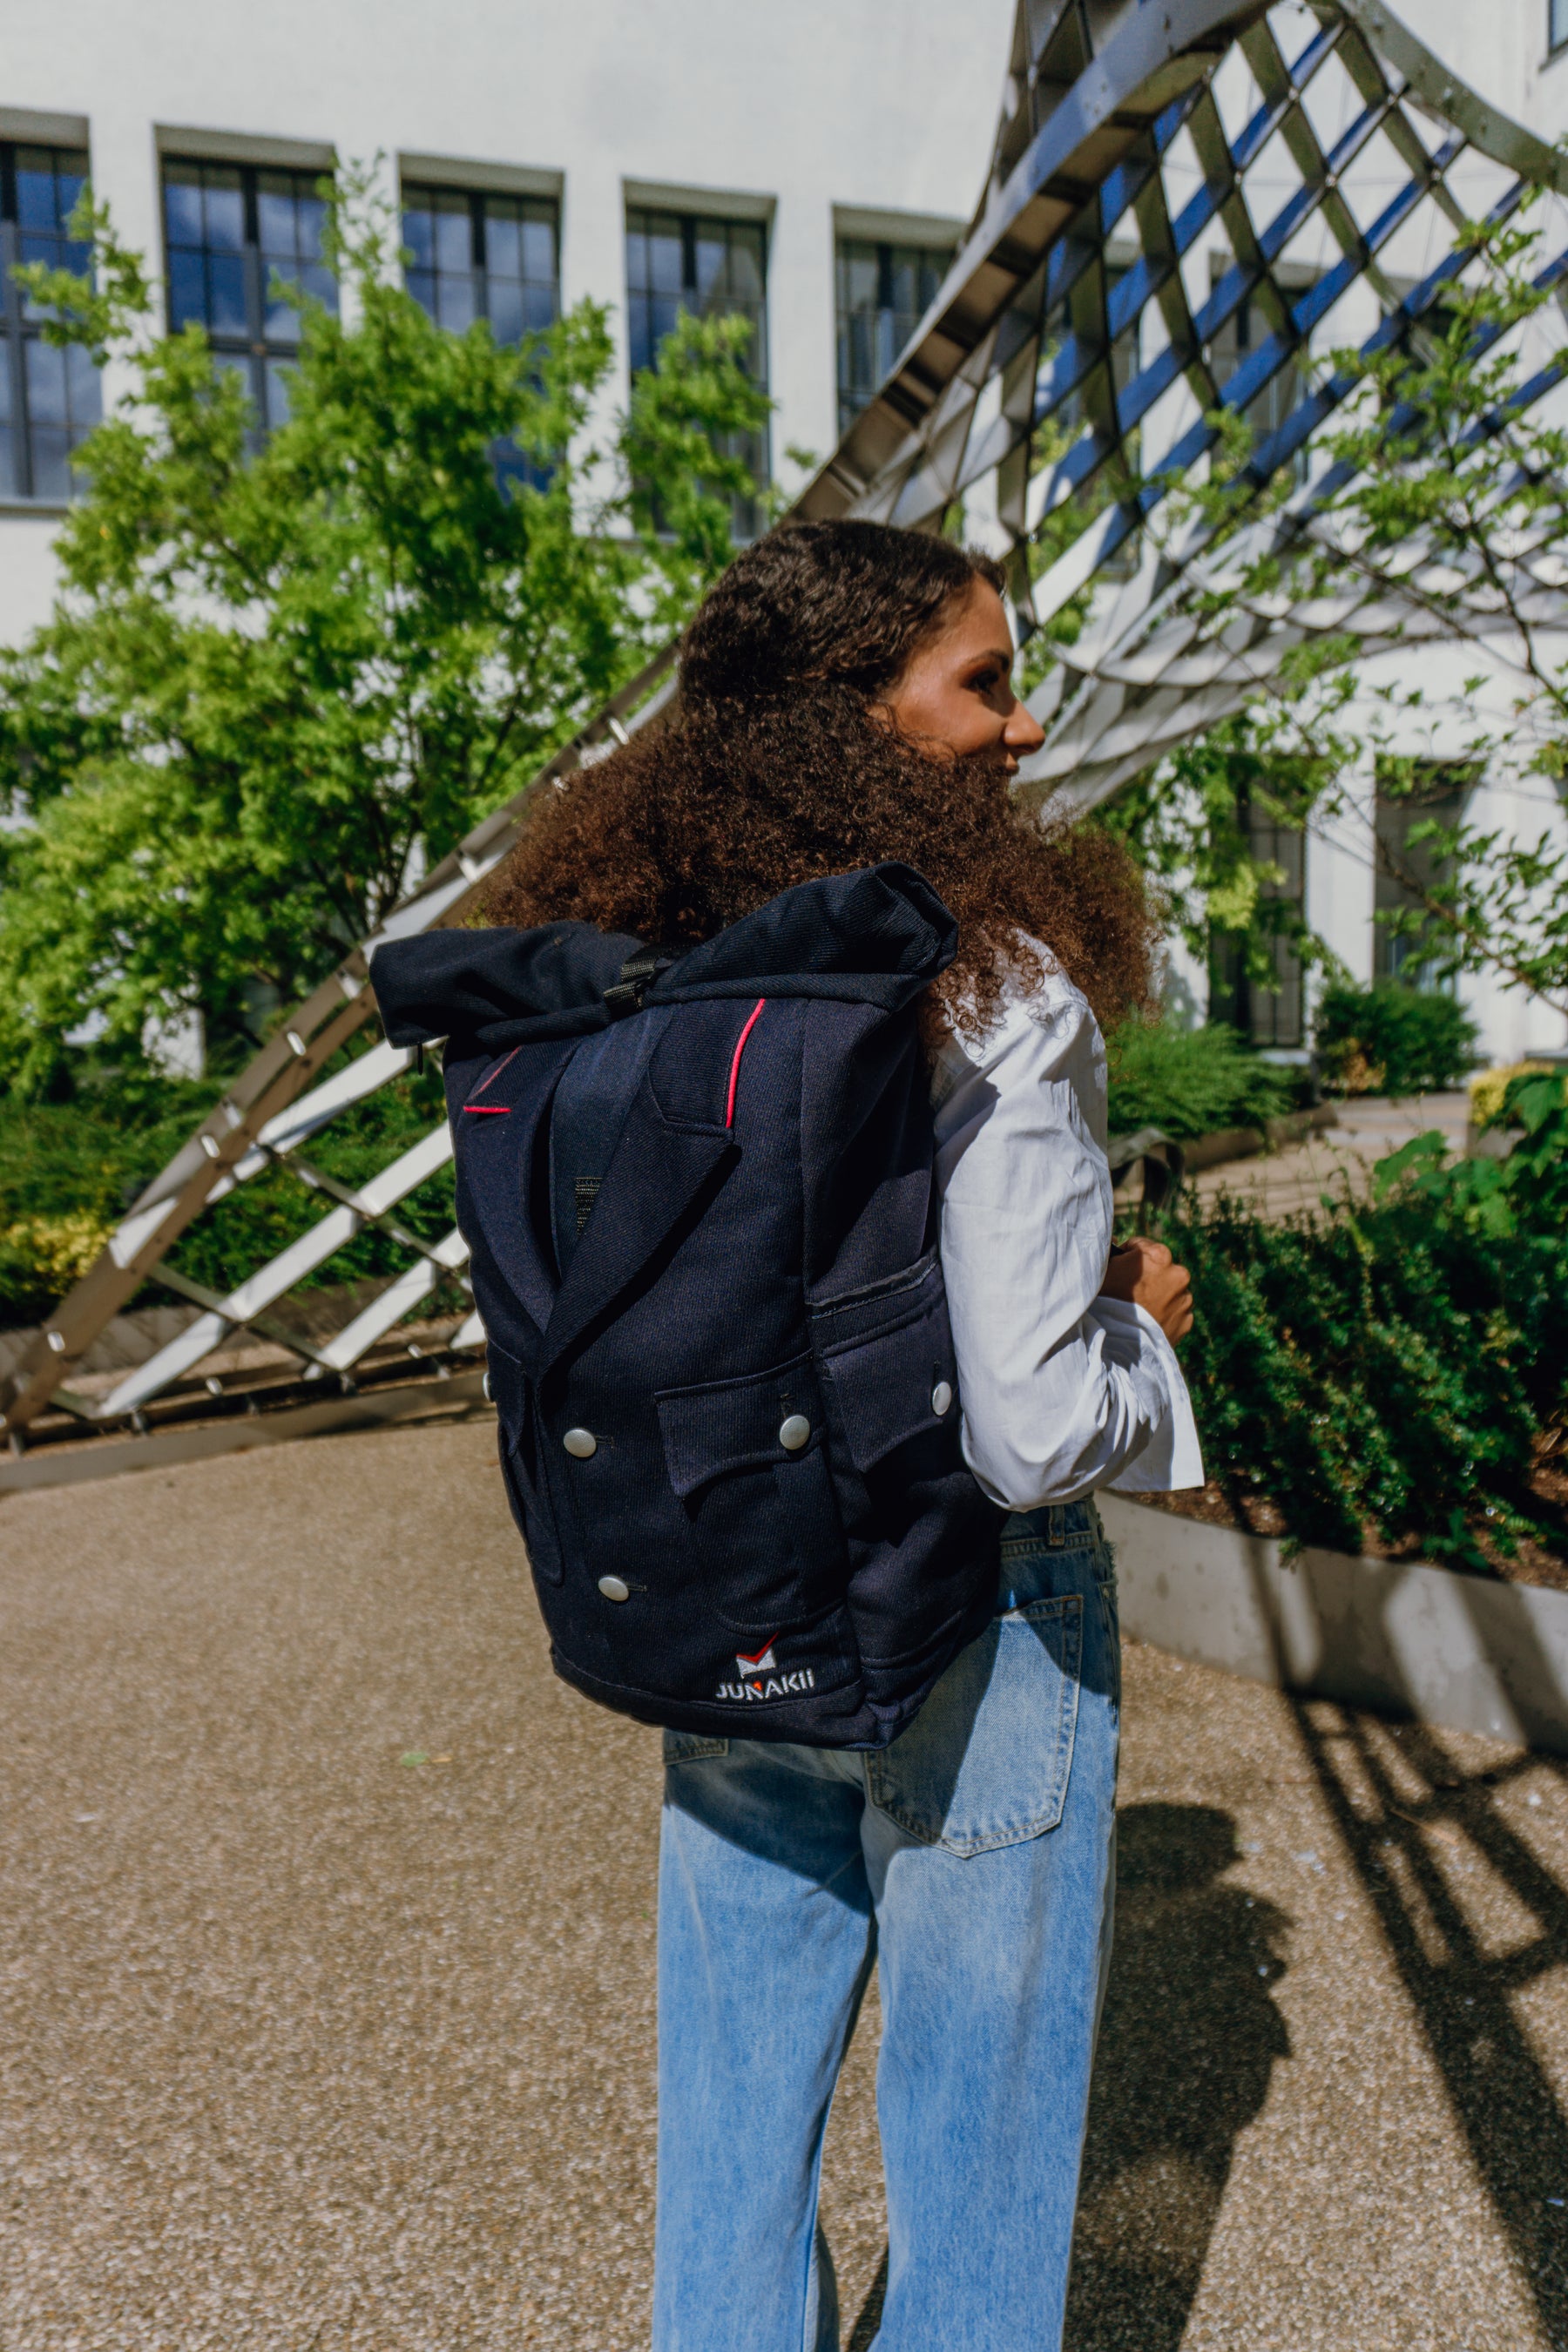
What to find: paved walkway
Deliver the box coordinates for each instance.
[3,1420,1566,2349]
[1190,1092,1470,1224]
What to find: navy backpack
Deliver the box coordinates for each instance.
[371,863,1000,1749]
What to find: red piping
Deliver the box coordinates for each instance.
[463,1045,520,1113]
[726,999,767,1129]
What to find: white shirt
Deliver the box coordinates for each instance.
[930,959,1205,1511]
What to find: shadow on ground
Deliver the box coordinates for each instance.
[1063,1801,1292,2350]
[1293,1704,1568,2343]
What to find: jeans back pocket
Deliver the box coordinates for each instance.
[867,1593,1082,1856]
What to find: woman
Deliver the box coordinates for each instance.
[483,520,1201,2349]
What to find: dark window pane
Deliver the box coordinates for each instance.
[30,424,71,501]
[727,228,765,303]
[16,150,60,228]
[264,269,302,343]
[0,362,11,422]
[402,205,435,270]
[693,226,726,303]
[486,210,522,280]
[522,214,555,284]
[296,193,328,264]
[488,280,524,345]
[436,274,476,332]
[646,224,683,295]
[434,196,471,274]
[522,282,557,336]
[407,186,558,416]
[626,202,769,539]
[835,235,954,431]
[161,158,338,381]
[206,252,247,335]
[67,341,101,429]
[164,167,206,249]
[301,261,335,314]
[256,182,300,259]
[167,248,208,331]
[0,425,15,498]
[24,338,68,423]
[203,171,246,253]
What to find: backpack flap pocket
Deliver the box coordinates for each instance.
[485,1339,565,1586]
[657,1355,847,1635]
[814,1251,960,1477]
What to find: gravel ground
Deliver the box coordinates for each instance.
[3,1419,1566,2350]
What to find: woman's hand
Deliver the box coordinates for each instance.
[1098,1236,1193,1344]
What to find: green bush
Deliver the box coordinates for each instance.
[1162,1081,1568,1567]
[1314,979,1478,1097]
[0,1054,456,1329]
[1106,1018,1301,1141]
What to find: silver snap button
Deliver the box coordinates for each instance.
[932,1381,953,1417]
[778,1414,811,1451]
[563,1427,598,1458]
[598,1575,631,1602]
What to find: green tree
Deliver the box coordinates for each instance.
[0,166,771,1092]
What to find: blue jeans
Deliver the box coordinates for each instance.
[653,1502,1120,2351]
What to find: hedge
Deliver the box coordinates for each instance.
[1314,979,1479,1097]
[1106,1018,1301,1140]
[1159,1075,1568,1569]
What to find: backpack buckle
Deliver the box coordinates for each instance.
[604,949,672,1019]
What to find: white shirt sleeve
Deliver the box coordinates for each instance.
[930,967,1205,1511]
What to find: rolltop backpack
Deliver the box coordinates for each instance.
[370,862,1001,1750]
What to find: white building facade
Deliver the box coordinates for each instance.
[0,0,1565,1068]
[0,0,1008,642]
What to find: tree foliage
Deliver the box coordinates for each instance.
[0,166,770,1091]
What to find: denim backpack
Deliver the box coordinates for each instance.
[371,864,1000,1748]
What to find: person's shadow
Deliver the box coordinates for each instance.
[1064,1802,1291,2350]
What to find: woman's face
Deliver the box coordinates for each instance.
[881,580,1047,772]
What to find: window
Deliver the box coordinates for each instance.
[835,238,950,435]
[163,158,335,435]
[0,143,101,503]
[402,182,559,495]
[625,206,768,536]
[1374,762,1470,984]
[402,184,558,342]
[1552,0,1568,54]
[1208,792,1306,1047]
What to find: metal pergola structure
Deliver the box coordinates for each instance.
[7,0,1568,1461]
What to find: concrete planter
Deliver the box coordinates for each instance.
[1099,1492,1568,1755]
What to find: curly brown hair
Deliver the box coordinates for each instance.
[483,520,1155,1039]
